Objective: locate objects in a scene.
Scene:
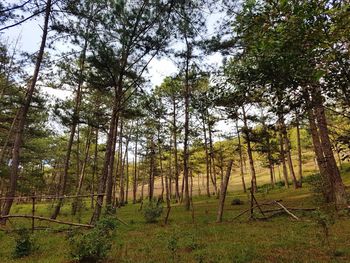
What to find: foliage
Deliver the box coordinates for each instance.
[167,233,179,262]
[231,198,244,206]
[312,209,335,248]
[12,228,36,259]
[142,201,163,223]
[306,173,331,204]
[68,216,117,262]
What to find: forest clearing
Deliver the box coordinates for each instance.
[1,0,350,262]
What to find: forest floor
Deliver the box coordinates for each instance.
[1,164,350,263]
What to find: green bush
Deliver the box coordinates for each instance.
[275,181,286,187]
[143,201,163,223]
[167,234,178,262]
[231,198,244,206]
[13,228,35,258]
[68,216,117,262]
[306,173,331,204]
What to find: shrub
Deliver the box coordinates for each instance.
[312,209,335,246]
[13,228,35,258]
[275,181,285,187]
[68,216,117,262]
[306,173,331,204]
[167,234,178,262]
[231,198,244,206]
[143,201,163,223]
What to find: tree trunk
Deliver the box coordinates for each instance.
[236,121,246,193]
[132,123,139,204]
[267,139,275,188]
[90,91,119,224]
[157,122,164,201]
[91,127,99,209]
[172,99,180,201]
[118,120,125,206]
[311,87,348,207]
[148,140,156,201]
[120,124,132,205]
[202,114,211,197]
[76,124,80,189]
[51,19,90,219]
[72,126,92,215]
[295,113,303,186]
[242,106,257,193]
[216,160,233,223]
[141,167,145,202]
[164,145,172,224]
[208,116,218,196]
[307,107,333,202]
[279,130,289,189]
[183,32,190,211]
[0,111,19,165]
[1,0,52,222]
[105,114,118,209]
[125,151,129,204]
[282,122,298,189]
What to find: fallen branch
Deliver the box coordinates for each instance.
[274,201,300,220]
[0,215,94,228]
[232,201,277,220]
[262,207,316,213]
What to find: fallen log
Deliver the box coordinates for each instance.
[274,201,300,220]
[0,215,94,228]
[262,207,316,213]
[232,201,277,220]
[232,199,312,221]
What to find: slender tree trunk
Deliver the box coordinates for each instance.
[90,90,120,224]
[169,136,173,199]
[73,127,92,215]
[267,140,275,188]
[236,121,246,193]
[1,0,52,222]
[279,130,289,188]
[0,111,19,165]
[148,140,156,201]
[172,99,180,201]
[105,114,118,209]
[242,106,257,193]
[141,170,145,202]
[75,127,92,195]
[183,33,190,211]
[208,116,218,196]
[91,127,99,209]
[311,88,348,207]
[118,120,125,206]
[51,20,90,219]
[216,160,233,223]
[282,122,298,189]
[202,114,211,197]
[164,145,172,224]
[157,123,164,201]
[296,114,303,186]
[120,124,132,205]
[307,107,333,202]
[125,152,129,204]
[76,124,80,188]
[133,123,139,204]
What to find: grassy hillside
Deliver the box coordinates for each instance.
[0,164,349,263]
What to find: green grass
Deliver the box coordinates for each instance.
[1,164,350,262]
